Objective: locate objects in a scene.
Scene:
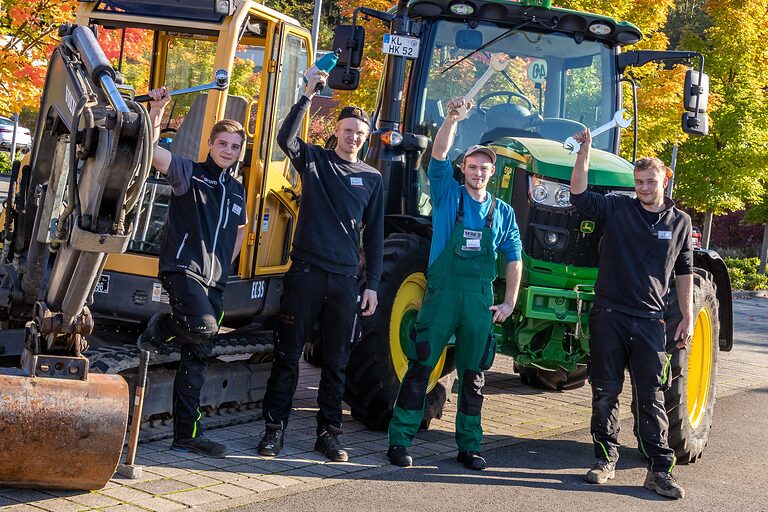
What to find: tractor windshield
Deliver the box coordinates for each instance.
[414,20,618,162]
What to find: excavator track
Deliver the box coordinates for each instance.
[86,328,275,443]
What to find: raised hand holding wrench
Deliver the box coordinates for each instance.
[563,109,632,155]
[449,53,510,121]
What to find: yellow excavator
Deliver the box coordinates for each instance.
[0,0,312,490]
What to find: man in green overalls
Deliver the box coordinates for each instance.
[387,96,523,470]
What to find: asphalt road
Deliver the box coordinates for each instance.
[233,385,768,512]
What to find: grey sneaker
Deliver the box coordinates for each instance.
[315,430,348,462]
[584,458,616,484]
[643,470,685,499]
[257,427,284,457]
[171,437,228,458]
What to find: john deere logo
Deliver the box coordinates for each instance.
[580,221,595,234]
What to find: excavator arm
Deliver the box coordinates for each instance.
[0,23,151,490]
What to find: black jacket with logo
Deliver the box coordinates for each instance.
[277,96,384,290]
[159,155,247,291]
[571,191,693,318]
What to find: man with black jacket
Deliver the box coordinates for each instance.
[257,68,384,462]
[137,86,248,458]
[570,129,693,499]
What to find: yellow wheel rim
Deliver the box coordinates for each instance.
[389,272,448,392]
[687,306,714,429]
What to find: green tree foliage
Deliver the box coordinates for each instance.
[673,0,768,216]
[264,0,341,49]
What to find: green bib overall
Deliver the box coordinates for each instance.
[389,194,498,452]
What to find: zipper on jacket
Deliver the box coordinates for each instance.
[176,232,189,259]
[223,198,231,230]
[207,174,227,286]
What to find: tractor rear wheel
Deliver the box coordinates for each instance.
[664,268,719,463]
[344,233,456,430]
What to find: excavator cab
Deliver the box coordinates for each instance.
[0,0,311,491]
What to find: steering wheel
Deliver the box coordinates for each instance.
[475,91,533,114]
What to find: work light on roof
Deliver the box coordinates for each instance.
[588,22,613,36]
[214,0,235,15]
[449,2,475,16]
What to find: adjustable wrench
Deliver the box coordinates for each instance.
[134,69,229,102]
[450,53,509,121]
[563,109,632,155]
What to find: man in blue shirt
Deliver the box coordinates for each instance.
[387,96,522,470]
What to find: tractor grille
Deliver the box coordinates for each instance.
[511,169,607,267]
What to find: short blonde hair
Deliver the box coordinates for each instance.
[209,119,246,144]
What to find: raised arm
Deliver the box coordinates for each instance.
[570,128,591,195]
[431,97,471,161]
[147,87,173,174]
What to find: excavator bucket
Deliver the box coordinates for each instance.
[0,367,129,490]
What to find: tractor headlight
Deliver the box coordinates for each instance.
[528,176,572,208]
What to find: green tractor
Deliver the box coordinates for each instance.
[326,0,733,463]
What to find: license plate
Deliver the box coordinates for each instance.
[382,34,420,58]
[95,274,110,294]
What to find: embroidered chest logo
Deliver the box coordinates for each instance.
[197,174,219,187]
[580,221,595,234]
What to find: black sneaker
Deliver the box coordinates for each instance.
[457,450,486,470]
[315,430,348,462]
[643,470,685,499]
[171,437,228,458]
[387,445,413,467]
[137,314,178,355]
[584,458,616,484]
[257,427,284,457]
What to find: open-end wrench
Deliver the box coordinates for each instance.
[563,109,632,155]
[449,53,509,121]
[134,69,230,102]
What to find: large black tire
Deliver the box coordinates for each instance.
[663,268,719,463]
[343,233,456,431]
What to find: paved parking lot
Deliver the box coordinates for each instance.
[1,296,767,512]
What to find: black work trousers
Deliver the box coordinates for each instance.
[150,272,223,440]
[262,260,359,432]
[588,305,676,473]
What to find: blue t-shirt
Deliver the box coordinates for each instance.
[428,157,522,266]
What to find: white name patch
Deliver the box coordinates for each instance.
[350,177,364,187]
[232,204,242,216]
[657,230,672,240]
[465,238,481,249]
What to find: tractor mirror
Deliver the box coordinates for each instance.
[684,69,709,113]
[455,29,482,50]
[682,112,709,136]
[333,25,365,68]
[328,67,360,90]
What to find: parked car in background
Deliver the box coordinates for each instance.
[692,226,703,249]
[0,116,32,152]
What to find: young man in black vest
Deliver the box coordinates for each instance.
[137,87,248,458]
[257,68,384,462]
[570,129,692,499]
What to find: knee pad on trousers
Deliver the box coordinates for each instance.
[396,363,431,410]
[458,370,484,416]
[176,315,219,344]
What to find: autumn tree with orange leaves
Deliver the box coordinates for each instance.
[0,0,77,114]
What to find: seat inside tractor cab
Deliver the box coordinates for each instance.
[170,93,249,162]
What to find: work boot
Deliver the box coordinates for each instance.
[171,437,228,458]
[315,429,348,462]
[457,450,486,470]
[387,445,413,467]
[584,458,616,484]
[643,470,685,499]
[137,314,178,355]
[257,426,285,457]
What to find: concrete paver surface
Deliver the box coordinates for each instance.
[0,292,766,511]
